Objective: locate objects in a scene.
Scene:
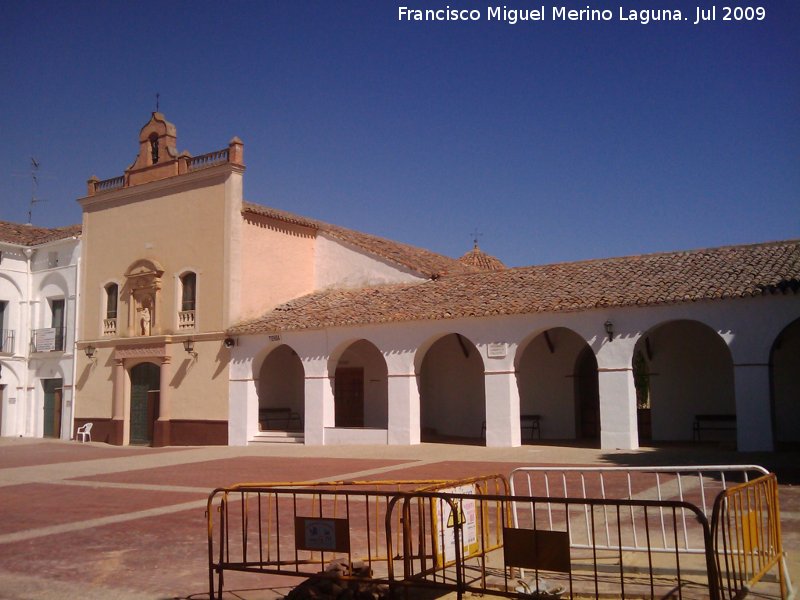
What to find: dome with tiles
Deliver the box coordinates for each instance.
[458,242,506,271]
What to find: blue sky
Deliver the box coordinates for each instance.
[1,1,797,267]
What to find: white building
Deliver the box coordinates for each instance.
[0,221,81,439]
[227,235,800,452]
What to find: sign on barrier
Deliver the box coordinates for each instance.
[432,483,479,566]
[295,516,350,553]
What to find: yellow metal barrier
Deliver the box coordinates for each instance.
[206,476,507,600]
[711,473,794,599]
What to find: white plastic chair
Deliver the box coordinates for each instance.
[76,422,93,443]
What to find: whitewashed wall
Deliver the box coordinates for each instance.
[314,234,425,290]
[0,237,80,440]
[229,294,800,451]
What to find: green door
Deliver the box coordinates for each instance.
[130,363,160,444]
[43,379,63,438]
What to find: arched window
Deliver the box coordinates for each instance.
[179,272,196,329]
[104,283,118,336]
[105,283,118,319]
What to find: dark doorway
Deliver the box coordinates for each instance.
[42,378,63,438]
[771,318,800,447]
[130,363,160,444]
[574,347,600,440]
[335,367,364,427]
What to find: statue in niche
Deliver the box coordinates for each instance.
[138,298,152,336]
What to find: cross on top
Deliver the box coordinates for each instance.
[470,228,483,249]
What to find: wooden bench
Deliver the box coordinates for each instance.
[481,414,541,440]
[259,407,302,431]
[693,414,736,441]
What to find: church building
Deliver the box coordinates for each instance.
[71,114,799,451]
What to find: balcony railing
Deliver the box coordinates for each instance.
[31,327,65,352]
[188,149,229,171]
[0,329,14,354]
[95,175,124,192]
[103,318,117,336]
[178,310,196,329]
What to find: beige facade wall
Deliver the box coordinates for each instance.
[75,167,242,443]
[80,172,234,341]
[239,213,315,320]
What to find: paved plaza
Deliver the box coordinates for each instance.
[0,437,797,599]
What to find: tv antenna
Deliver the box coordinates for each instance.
[27,157,47,224]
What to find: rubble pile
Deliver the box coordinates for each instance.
[285,558,395,600]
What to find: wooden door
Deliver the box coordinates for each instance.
[130,363,160,444]
[43,379,63,438]
[335,367,364,427]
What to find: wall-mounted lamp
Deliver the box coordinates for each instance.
[223,337,235,348]
[604,320,614,342]
[84,345,96,359]
[183,338,196,357]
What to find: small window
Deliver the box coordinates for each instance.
[105,283,118,319]
[181,272,196,312]
[47,252,59,268]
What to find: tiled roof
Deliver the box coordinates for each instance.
[230,240,800,334]
[0,221,81,246]
[243,201,476,278]
[459,244,506,271]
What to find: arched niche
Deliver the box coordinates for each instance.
[257,344,305,431]
[517,327,597,442]
[633,320,734,442]
[332,339,388,429]
[417,333,485,443]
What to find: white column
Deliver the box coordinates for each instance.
[228,378,257,446]
[304,375,334,445]
[733,364,773,451]
[598,368,639,450]
[61,384,73,440]
[484,370,521,448]
[387,373,420,445]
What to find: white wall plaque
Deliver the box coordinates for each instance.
[487,343,507,358]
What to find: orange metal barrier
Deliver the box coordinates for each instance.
[206,476,507,600]
[712,473,794,600]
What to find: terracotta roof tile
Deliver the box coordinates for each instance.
[0,221,81,246]
[243,201,476,278]
[230,240,800,334]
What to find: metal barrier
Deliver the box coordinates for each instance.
[207,467,791,600]
[509,465,769,556]
[386,490,721,599]
[712,473,795,600]
[206,475,507,600]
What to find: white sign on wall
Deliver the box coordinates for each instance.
[34,328,56,352]
[487,343,507,358]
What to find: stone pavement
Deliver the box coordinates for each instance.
[0,437,797,599]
